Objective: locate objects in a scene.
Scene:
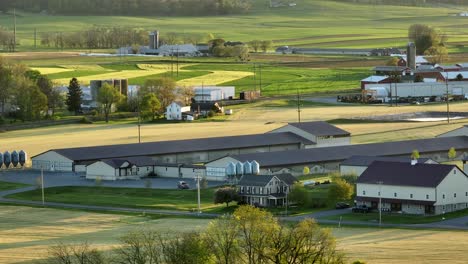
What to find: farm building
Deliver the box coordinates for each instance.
[237,173,297,207]
[268,121,351,148]
[339,155,436,176]
[205,136,468,177]
[193,86,235,102]
[364,81,468,98]
[166,101,191,120]
[438,125,468,138]
[86,156,156,180]
[360,76,390,89]
[31,121,350,173]
[464,157,468,173]
[356,161,468,215]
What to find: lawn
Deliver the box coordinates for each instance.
[1,205,468,264]
[0,181,30,191]
[6,186,230,213]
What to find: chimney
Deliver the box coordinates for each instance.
[411,159,418,166]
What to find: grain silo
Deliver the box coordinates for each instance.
[90,80,102,101]
[149,30,160,50]
[244,161,252,175]
[407,42,416,70]
[19,150,27,167]
[226,162,236,176]
[0,152,3,168]
[11,150,19,167]
[236,162,244,176]
[3,151,11,168]
[252,160,260,175]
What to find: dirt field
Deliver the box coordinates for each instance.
[1,206,468,264]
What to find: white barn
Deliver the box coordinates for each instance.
[356,161,468,215]
[86,156,156,180]
[193,86,235,102]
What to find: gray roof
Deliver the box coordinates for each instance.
[41,132,311,162]
[357,161,459,188]
[373,66,408,72]
[100,156,156,168]
[287,121,350,137]
[238,173,296,187]
[229,136,468,168]
[341,155,430,166]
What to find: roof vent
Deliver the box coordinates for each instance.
[411,159,418,166]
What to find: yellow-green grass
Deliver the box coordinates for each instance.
[53,69,168,85]
[0,206,209,264]
[177,70,253,86]
[2,102,468,158]
[0,181,30,191]
[1,205,468,264]
[30,67,74,75]
[60,64,111,71]
[137,63,194,71]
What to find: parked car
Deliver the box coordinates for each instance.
[352,205,370,213]
[335,202,350,209]
[177,181,190,189]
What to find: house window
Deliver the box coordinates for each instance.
[466,192,468,197]
[378,191,380,196]
[410,194,413,198]
[363,191,366,195]
[165,167,168,171]
[454,170,456,174]
[454,193,457,198]
[442,194,445,199]
[426,194,429,199]
[394,193,397,197]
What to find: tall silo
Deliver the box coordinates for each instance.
[236,162,244,176]
[120,79,128,96]
[19,150,27,167]
[149,30,160,50]
[0,152,3,168]
[227,162,236,176]
[244,161,252,175]
[252,160,260,175]
[90,80,102,101]
[407,42,416,70]
[11,150,19,167]
[3,151,11,168]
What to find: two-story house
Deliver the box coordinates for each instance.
[356,161,468,215]
[166,101,191,121]
[237,173,297,207]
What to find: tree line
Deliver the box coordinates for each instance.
[44,206,349,264]
[0,0,253,16]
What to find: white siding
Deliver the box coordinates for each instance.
[86,162,117,180]
[340,165,367,176]
[32,151,73,172]
[268,125,317,143]
[268,124,350,148]
[357,183,436,203]
[435,167,468,206]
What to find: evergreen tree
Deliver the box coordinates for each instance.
[66,77,82,115]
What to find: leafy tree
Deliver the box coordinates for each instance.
[214,186,239,207]
[424,45,448,64]
[204,214,240,264]
[36,75,63,116]
[328,178,354,203]
[140,78,176,112]
[0,57,12,115]
[288,182,309,206]
[408,24,446,55]
[114,230,161,264]
[97,83,123,123]
[448,147,457,160]
[66,78,82,115]
[411,149,420,159]
[260,40,272,53]
[48,242,106,264]
[177,86,195,106]
[160,232,211,264]
[303,166,310,175]
[249,40,261,52]
[13,77,48,121]
[386,57,399,66]
[139,93,161,121]
[456,73,464,81]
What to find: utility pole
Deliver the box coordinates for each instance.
[41,167,45,206]
[171,48,174,76]
[13,8,16,52]
[296,89,301,123]
[176,46,179,77]
[253,64,257,91]
[34,28,37,49]
[446,72,450,124]
[259,64,262,92]
[194,172,202,214]
[377,180,383,226]
[137,95,141,143]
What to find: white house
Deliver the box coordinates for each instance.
[356,161,468,215]
[237,173,297,207]
[166,101,191,120]
[340,155,437,176]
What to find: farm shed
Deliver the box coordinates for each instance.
[339,155,436,176]
[193,86,235,101]
[360,76,390,89]
[154,164,206,180]
[356,161,468,215]
[365,81,468,98]
[268,121,351,148]
[86,156,156,181]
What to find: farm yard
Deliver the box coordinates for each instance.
[1,205,468,264]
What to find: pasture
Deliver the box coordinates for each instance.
[2,0,468,52]
[1,205,468,264]
[2,100,468,158]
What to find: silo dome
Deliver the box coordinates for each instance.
[252,160,260,175]
[11,150,19,167]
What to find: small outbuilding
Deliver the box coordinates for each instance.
[86,156,156,180]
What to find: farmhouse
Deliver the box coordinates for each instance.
[356,161,468,215]
[339,155,436,176]
[237,173,297,207]
[86,156,156,180]
[205,136,468,177]
[166,101,191,121]
[438,125,468,138]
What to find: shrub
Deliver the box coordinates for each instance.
[95,176,102,187]
[207,110,215,118]
[79,116,93,124]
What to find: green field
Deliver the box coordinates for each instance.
[2,0,468,52]
[1,205,468,264]
[0,181,30,191]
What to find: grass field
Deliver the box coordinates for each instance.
[0,181,30,191]
[2,0,468,52]
[1,205,468,264]
[2,101,467,158]
[6,186,230,213]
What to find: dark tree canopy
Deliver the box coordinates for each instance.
[66,77,82,115]
[7,0,253,16]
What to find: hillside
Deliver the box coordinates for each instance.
[1,0,468,52]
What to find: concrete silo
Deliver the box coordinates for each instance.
[407,42,416,70]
